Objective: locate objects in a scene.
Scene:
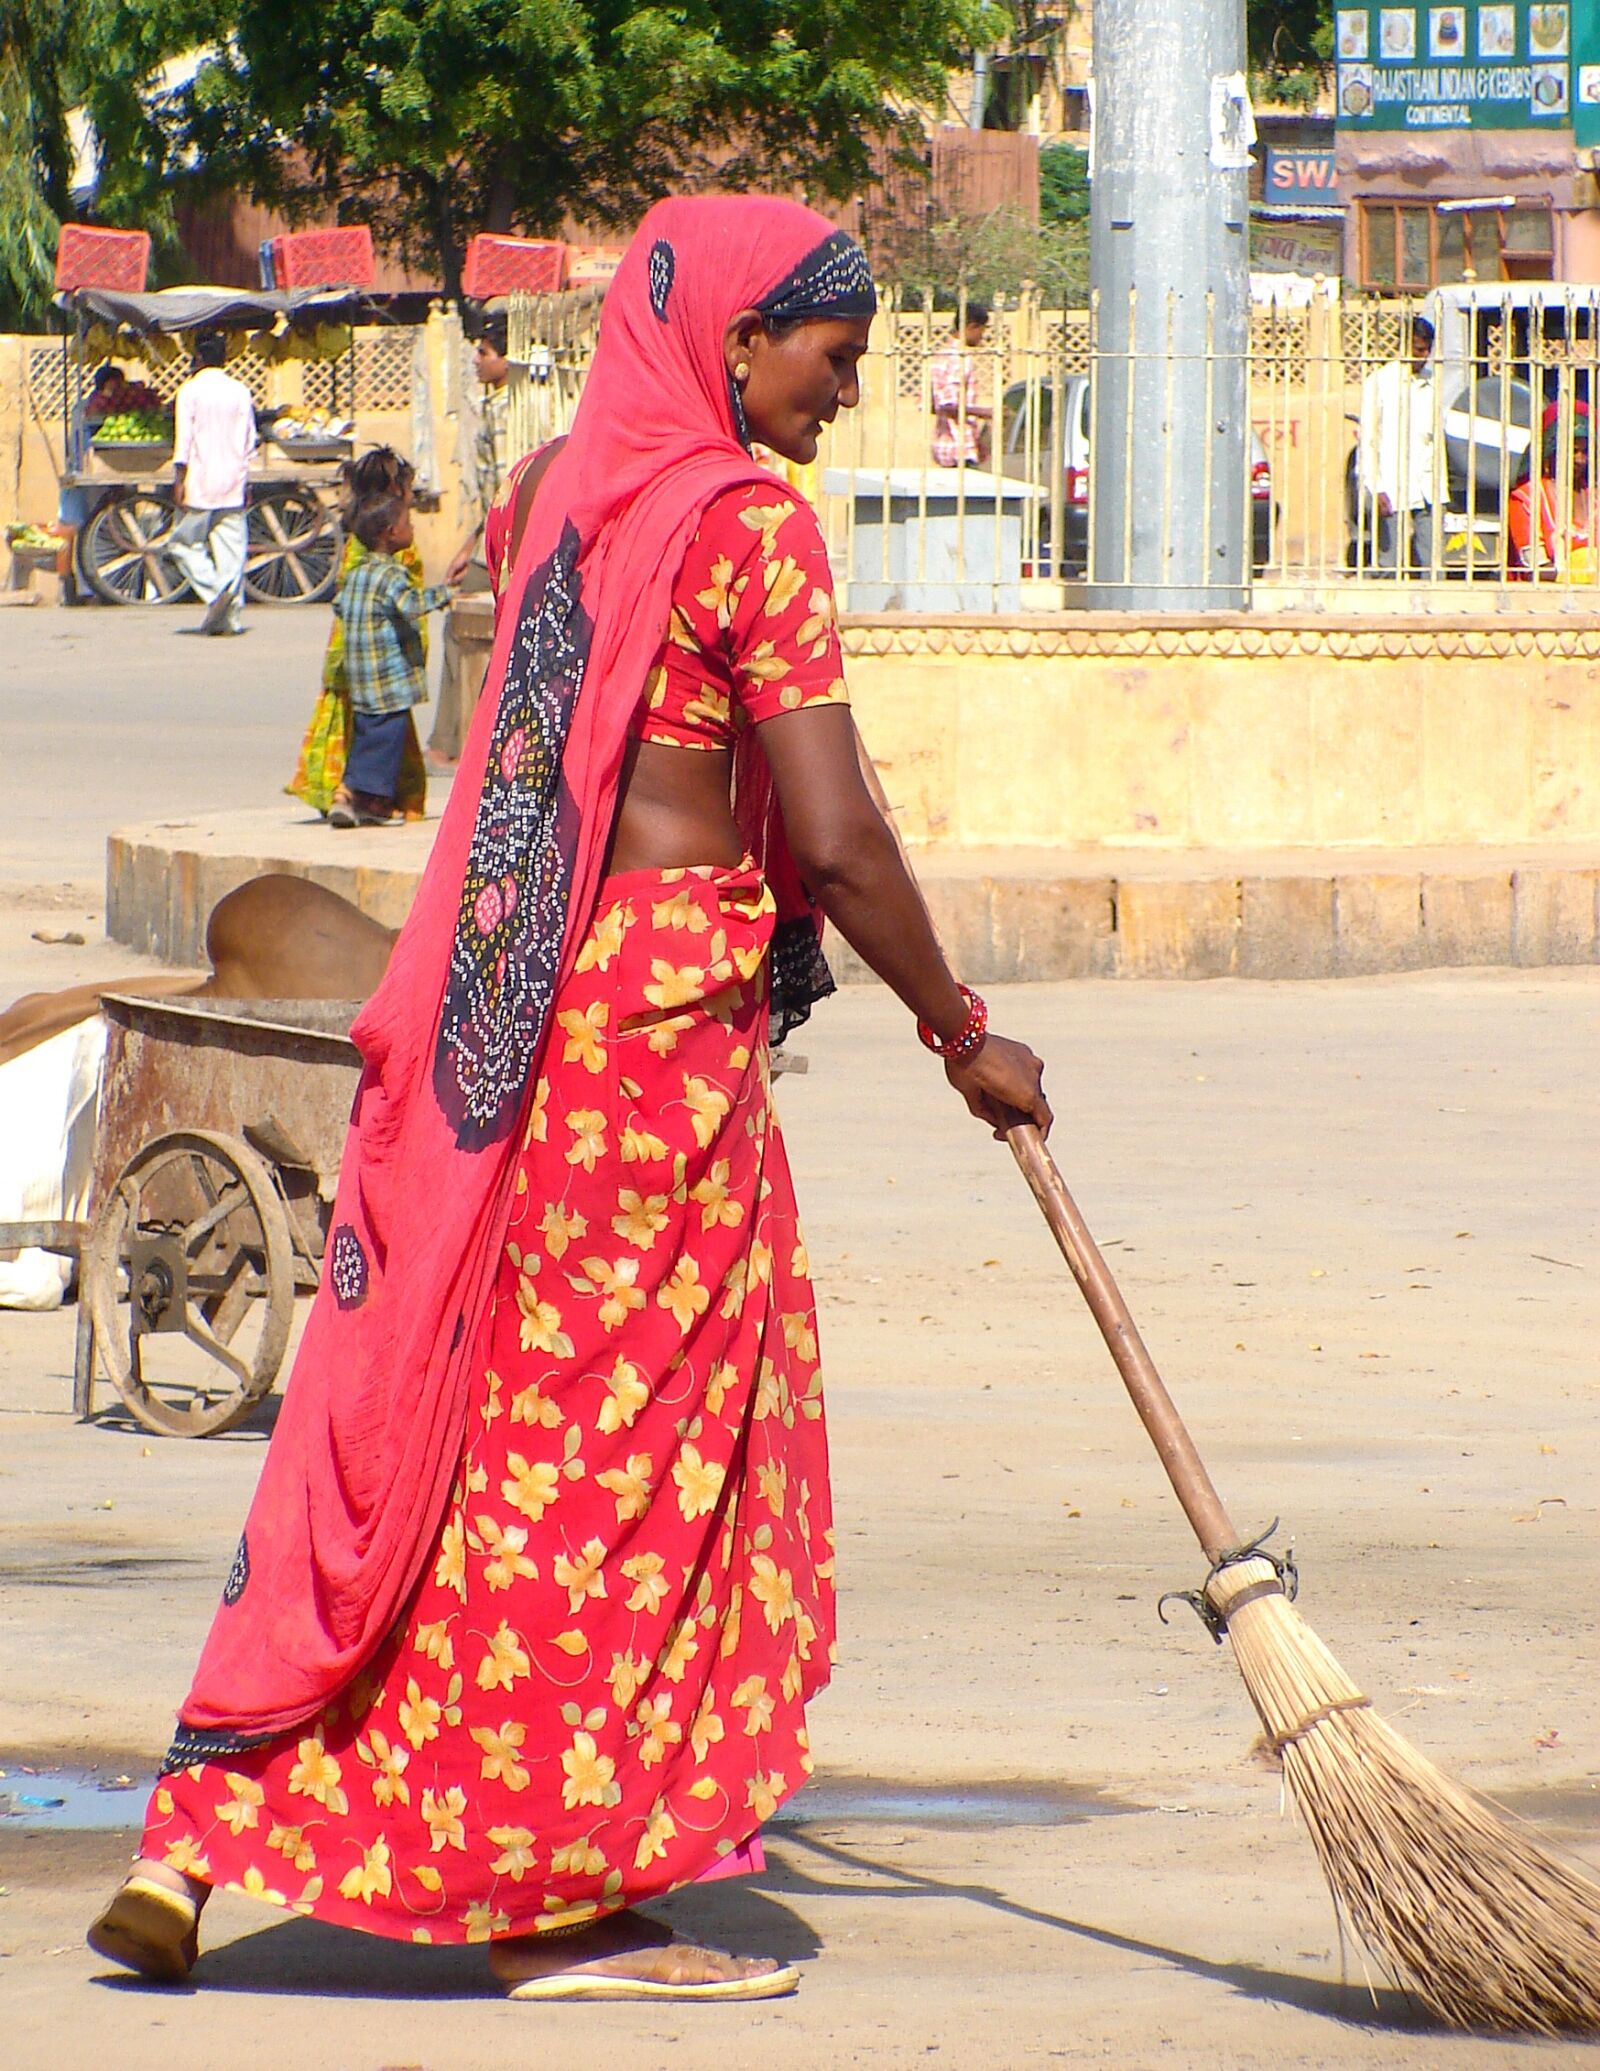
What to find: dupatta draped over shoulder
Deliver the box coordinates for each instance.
[177,197,875,1749]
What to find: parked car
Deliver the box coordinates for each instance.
[1345,283,1600,572]
[999,375,1275,577]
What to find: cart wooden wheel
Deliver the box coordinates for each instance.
[244,487,342,604]
[77,491,193,606]
[84,1129,296,1438]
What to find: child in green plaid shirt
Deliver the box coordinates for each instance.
[330,492,455,827]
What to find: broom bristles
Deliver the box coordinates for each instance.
[1210,1560,1600,2034]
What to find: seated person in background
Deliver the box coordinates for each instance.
[329,493,455,827]
[1508,400,1594,582]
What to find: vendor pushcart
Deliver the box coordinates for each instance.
[55,284,369,606]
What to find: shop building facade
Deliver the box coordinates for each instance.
[1336,2,1600,287]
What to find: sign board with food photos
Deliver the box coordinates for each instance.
[1335,4,1599,137]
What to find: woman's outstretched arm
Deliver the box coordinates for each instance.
[754,703,1051,1137]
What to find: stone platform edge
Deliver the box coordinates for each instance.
[106,821,1600,982]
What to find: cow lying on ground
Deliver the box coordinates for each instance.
[0,875,397,1070]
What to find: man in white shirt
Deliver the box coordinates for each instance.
[1357,315,1436,576]
[168,330,257,634]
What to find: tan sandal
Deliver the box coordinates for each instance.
[86,1874,200,1983]
[506,1944,799,2003]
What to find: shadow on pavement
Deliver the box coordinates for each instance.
[769,1828,1437,2036]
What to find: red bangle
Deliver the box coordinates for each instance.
[917,984,988,1061]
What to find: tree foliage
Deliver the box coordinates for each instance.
[1247,0,1334,110]
[0,0,189,326]
[0,0,80,326]
[92,0,1003,299]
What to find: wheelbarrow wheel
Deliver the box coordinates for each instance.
[84,1129,295,1438]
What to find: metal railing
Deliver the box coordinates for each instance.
[814,283,1600,611]
[505,287,604,457]
[503,281,1600,612]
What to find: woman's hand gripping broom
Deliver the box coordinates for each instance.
[1007,1121,1600,2035]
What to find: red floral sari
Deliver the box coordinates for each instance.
[146,860,832,1940]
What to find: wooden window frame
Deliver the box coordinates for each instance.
[1357,200,1553,290]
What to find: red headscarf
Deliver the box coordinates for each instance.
[174,196,871,1751]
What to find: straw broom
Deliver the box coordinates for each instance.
[1007,1122,1600,2033]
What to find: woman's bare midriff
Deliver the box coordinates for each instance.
[604,737,745,876]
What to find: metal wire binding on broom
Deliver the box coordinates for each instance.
[1158,1518,1299,1646]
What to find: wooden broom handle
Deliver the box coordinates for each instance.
[1007,1122,1240,1563]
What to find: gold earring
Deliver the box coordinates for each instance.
[733,362,750,383]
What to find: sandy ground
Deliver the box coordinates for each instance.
[3,608,1599,2066]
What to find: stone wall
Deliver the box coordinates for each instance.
[843,614,1600,851]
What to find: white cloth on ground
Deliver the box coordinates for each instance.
[0,1017,106,1311]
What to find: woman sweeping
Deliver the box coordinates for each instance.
[88,195,1049,2003]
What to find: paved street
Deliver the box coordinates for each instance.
[1,605,1598,2068]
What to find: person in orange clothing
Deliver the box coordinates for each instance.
[1508,400,1594,583]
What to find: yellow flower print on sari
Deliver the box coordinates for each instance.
[557,1000,608,1073]
[561,1731,621,1810]
[215,1771,265,1836]
[478,1513,538,1590]
[288,1735,349,1815]
[633,1797,678,1870]
[475,1621,532,1693]
[691,1159,743,1231]
[266,1822,317,1874]
[607,1648,652,1709]
[501,1450,560,1524]
[488,1825,538,1880]
[515,1274,575,1359]
[737,498,797,557]
[564,1109,608,1171]
[596,1450,654,1522]
[746,1770,785,1824]
[230,1864,289,1906]
[576,1254,647,1334]
[620,1120,670,1165]
[537,1201,587,1261]
[399,1677,443,1751]
[652,887,712,935]
[731,1673,775,1735]
[574,899,632,973]
[523,1074,551,1148]
[658,1257,710,1333]
[634,1692,682,1768]
[749,1552,796,1631]
[597,1354,648,1432]
[622,1549,669,1615]
[611,1188,669,1250]
[470,1719,531,1791]
[760,553,807,618]
[421,1784,469,1853]
[672,1441,725,1520]
[693,552,746,630]
[551,1836,609,1878]
[644,959,707,1012]
[553,1536,608,1613]
[357,1729,412,1808]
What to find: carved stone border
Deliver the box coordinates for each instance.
[838,616,1600,662]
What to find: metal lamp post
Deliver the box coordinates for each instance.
[1086,0,1253,610]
